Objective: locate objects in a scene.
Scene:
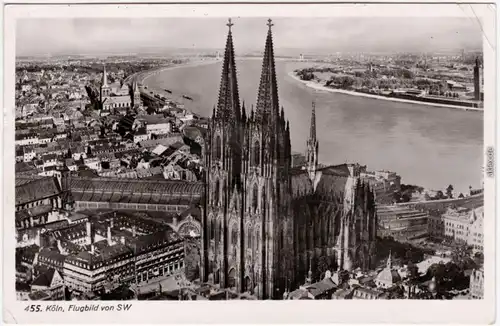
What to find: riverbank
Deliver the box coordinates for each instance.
[140,59,219,85]
[288,71,483,112]
[137,59,220,110]
[138,58,482,193]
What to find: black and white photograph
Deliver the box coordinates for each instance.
[2,2,497,324]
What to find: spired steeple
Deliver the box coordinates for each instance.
[255,19,280,127]
[386,250,392,269]
[309,101,316,142]
[306,101,319,182]
[102,64,108,87]
[215,18,241,126]
[101,64,110,98]
[251,18,292,170]
[208,18,243,189]
[133,81,141,108]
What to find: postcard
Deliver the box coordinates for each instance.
[2,1,497,324]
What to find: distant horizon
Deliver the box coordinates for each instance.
[16,17,483,58]
[16,48,483,60]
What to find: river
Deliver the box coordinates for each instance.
[144,59,483,194]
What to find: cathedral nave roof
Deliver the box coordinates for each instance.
[16,176,61,206]
[290,164,350,200]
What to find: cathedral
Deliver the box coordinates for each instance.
[200,19,377,300]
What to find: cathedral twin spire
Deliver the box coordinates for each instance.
[215,18,241,126]
[255,19,280,127]
[215,18,280,128]
[213,18,289,166]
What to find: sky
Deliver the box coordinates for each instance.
[16,17,483,57]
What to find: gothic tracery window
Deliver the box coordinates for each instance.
[247,227,252,250]
[253,141,260,166]
[214,179,220,206]
[252,184,258,213]
[231,227,238,246]
[210,219,215,240]
[214,135,222,160]
[254,229,260,254]
[217,220,222,243]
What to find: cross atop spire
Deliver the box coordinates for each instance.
[267,18,274,30]
[227,18,234,31]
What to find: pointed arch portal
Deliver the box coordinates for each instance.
[228,268,236,289]
[245,276,252,293]
[215,269,221,284]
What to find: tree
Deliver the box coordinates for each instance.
[473,252,484,266]
[407,261,419,281]
[427,263,446,281]
[404,248,413,263]
[451,243,474,271]
[401,69,414,79]
[446,185,454,198]
[444,261,461,282]
[297,70,315,81]
[441,261,471,291]
[401,193,411,203]
[362,78,375,89]
[434,190,446,200]
[392,191,402,203]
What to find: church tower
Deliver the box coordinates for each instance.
[201,18,243,291]
[306,102,319,182]
[241,18,294,299]
[201,18,294,300]
[132,82,142,108]
[101,64,111,98]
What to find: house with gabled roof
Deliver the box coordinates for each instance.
[31,268,65,300]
